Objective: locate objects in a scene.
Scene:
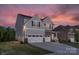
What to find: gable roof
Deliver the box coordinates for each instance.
[17,14,52,22]
[42,16,51,21]
[17,14,32,18]
[53,25,66,31]
[73,25,79,29]
[53,25,79,32]
[53,25,72,31]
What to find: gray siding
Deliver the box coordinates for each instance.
[15,14,32,39]
[24,16,45,37]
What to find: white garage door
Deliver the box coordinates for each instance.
[27,37,43,43]
[45,37,51,42]
[70,38,75,42]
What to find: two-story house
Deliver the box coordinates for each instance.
[15,14,54,43]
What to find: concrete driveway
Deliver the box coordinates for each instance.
[30,42,79,55]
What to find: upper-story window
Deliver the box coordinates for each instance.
[44,23,53,30]
[32,21,35,26]
[44,23,49,29]
[38,22,40,27]
[32,20,40,27]
[24,19,26,24]
[49,24,52,29]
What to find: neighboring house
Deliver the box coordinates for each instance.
[66,25,79,42]
[15,14,54,43]
[53,25,75,42]
[67,28,75,42]
[73,25,79,31]
[53,25,68,42]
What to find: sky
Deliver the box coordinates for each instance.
[0,4,79,27]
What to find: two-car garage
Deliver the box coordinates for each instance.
[25,35,51,43]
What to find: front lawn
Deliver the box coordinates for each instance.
[0,41,51,55]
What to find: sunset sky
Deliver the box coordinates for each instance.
[0,4,79,27]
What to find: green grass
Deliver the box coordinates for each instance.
[0,41,51,55]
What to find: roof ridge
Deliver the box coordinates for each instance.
[17,14,32,18]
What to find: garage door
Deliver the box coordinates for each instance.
[69,38,75,42]
[27,37,43,43]
[45,37,51,42]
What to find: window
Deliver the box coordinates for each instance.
[32,21,34,26]
[48,36,49,37]
[49,24,52,29]
[28,35,31,37]
[33,35,35,37]
[38,22,40,27]
[44,23,46,26]
[40,35,42,37]
[24,19,26,23]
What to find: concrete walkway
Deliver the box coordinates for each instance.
[30,42,79,55]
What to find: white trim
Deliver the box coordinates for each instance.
[24,27,52,31]
[24,27,45,30]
